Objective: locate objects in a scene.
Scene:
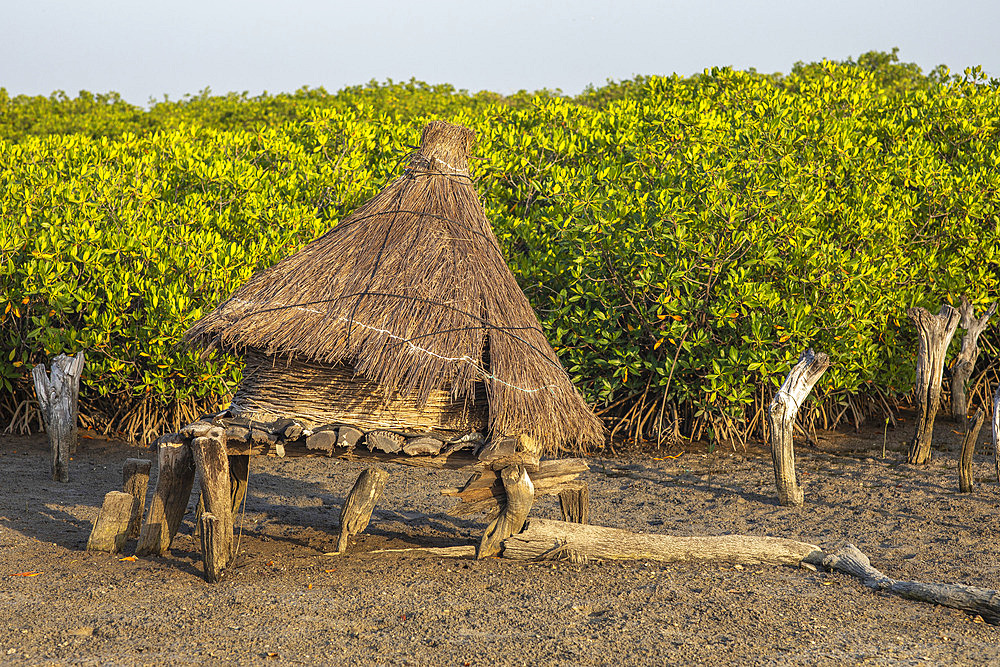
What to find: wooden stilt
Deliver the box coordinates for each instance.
[135,438,195,556]
[199,513,227,583]
[477,465,534,559]
[229,454,249,513]
[86,491,137,553]
[959,409,985,493]
[336,467,389,554]
[122,458,152,539]
[190,427,233,578]
[559,482,590,524]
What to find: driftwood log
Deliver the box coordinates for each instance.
[951,297,995,427]
[31,353,85,482]
[503,518,820,565]
[136,437,195,556]
[959,409,985,493]
[767,349,830,506]
[122,458,152,539]
[86,491,138,553]
[336,467,389,554]
[808,543,1000,624]
[501,520,1000,622]
[478,465,534,559]
[907,305,961,464]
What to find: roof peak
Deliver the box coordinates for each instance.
[410,121,475,174]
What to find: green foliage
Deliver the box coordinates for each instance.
[2,53,999,444]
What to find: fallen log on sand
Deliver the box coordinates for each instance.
[353,518,1000,623]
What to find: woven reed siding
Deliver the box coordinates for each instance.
[231,352,487,437]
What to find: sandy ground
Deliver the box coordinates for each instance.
[2,421,1000,666]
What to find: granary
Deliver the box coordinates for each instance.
[133,121,604,580]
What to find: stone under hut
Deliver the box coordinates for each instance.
[134,120,605,581]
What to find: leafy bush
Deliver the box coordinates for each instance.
[2,55,998,446]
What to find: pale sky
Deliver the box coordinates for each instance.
[3,0,997,105]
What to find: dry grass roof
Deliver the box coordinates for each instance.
[185,121,604,453]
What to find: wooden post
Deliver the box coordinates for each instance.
[767,349,830,506]
[229,455,249,513]
[478,465,534,559]
[907,305,961,464]
[86,491,138,553]
[135,438,195,556]
[31,353,85,482]
[959,409,985,493]
[122,458,152,539]
[336,467,389,554]
[951,297,995,427]
[190,427,234,577]
[199,513,227,583]
[993,385,1000,486]
[558,482,590,524]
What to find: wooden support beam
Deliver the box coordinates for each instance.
[445,458,588,518]
[951,297,995,427]
[199,513,227,583]
[767,349,830,506]
[86,491,137,553]
[336,467,389,554]
[907,305,961,464]
[223,436,481,469]
[959,409,985,493]
[477,465,534,559]
[31,353,85,482]
[135,438,195,556]
[122,458,152,539]
[190,427,233,577]
[558,483,590,524]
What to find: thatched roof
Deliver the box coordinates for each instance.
[185,120,604,453]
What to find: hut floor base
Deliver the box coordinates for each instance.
[142,416,587,580]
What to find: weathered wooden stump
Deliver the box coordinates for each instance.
[951,298,995,428]
[135,437,195,556]
[478,465,534,559]
[199,513,227,583]
[86,491,138,553]
[336,467,389,554]
[31,353,85,482]
[558,482,589,524]
[907,305,961,464]
[959,409,985,493]
[190,427,234,576]
[123,458,152,539]
[767,349,830,506]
